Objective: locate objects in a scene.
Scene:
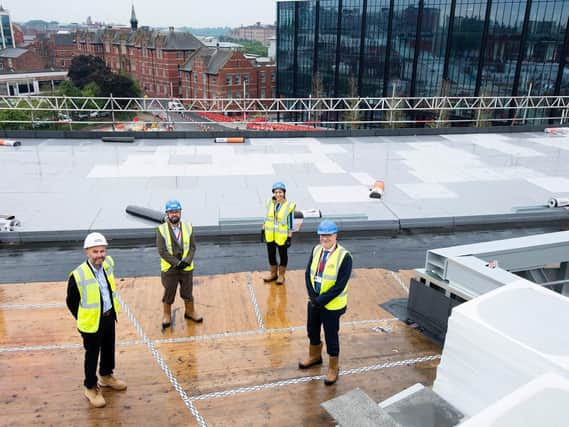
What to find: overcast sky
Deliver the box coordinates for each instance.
[4,0,278,27]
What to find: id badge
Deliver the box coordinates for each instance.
[314,276,322,284]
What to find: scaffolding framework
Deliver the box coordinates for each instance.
[1,95,569,126]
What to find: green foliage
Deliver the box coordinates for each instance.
[58,80,82,97]
[181,27,230,37]
[222,37,268,56]
[67,55,141,100]
[82,82,100,98]
[0,109,32,130]
[68,55,111,89]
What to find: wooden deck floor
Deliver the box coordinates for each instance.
[0,268,441,426]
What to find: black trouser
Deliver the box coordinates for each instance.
[306,302,346,357]
[80,312,115,389]
[266,241,288,267]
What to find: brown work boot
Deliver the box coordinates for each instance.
[324,356,339,385]
[84,386,106,408]
[298,343,323,369]
[162,303,172,328]
[184,300,203,323]
[263,265,278,282]
[99,374,127,391]
[276,266,287,285]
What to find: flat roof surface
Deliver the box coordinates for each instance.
[0,268,440,425]
[1,132,568,233]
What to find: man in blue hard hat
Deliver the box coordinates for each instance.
[299,220,352,386]
[156,200,202,328]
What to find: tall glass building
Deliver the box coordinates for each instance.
[277,0,569,99]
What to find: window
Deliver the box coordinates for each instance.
[235,74,241,85]
[177,51,184,59]
[260,72,266,83]
[260,88,266,98]
[243,74,249,84]
[271,72,275,82]
[226,74,232,85]
[193,73,198,83]
[227,91,232,99]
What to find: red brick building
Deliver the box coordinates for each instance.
[0,48,45,72]
[70,6,276,100]
[75,27,202,97]
[179,47,275,100]
[227,23,275,45]
[47,32,75,70]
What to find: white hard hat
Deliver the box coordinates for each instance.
[83,232,108,249]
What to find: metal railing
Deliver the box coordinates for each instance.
[0,95,568,129]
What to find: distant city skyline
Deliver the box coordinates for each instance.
[3,0,277,27]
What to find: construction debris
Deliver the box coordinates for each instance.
[0,139,21,147]
[125,205,166,223]
[214,137,245,143]
[548,197,569,208]
[0,216,21,231]
[369,180,384,199]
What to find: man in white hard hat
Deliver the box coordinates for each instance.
[66,232,127,408]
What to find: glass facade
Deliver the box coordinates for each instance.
[277,2,296,96]
[277,0,569,98]
[1,14,13,49]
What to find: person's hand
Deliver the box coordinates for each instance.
[176,260,190,269]
[260,229,265,243]
[309,296,320,308]
[285,237,291,248]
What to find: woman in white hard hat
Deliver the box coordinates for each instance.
[262,181,296,284]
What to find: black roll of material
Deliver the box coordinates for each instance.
[126,205,166,223]
[102,136,135,143]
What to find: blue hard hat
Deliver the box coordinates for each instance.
[165,199,182,212]
[272,181,286,192]
[317,220,338,235]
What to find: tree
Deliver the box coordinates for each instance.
[68,55,111,89]
[98,73,141,100]
[0,109,32,130]
[58,80,82,97]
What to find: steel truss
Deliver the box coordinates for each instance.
[0,95,568,126]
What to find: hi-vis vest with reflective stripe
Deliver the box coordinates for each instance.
[71,256,119,333]
[309,244,350,310]
[264,199,296,245]
[158,222,194,272]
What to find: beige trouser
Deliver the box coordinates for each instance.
[161,270,194,304]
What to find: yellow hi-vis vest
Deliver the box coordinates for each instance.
[158,222,194,272]
[264,199,296,245]
[309,244,350,310]
[71,256,120,333]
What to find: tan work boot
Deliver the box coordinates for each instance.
[276,266,287,285]
[324,356,339,385]
[263,265,278,282]
[298,343,323,369]
[84,386,106,408]
[184,300,203,323]
[99,374,127,391]
[162,303,172,328]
